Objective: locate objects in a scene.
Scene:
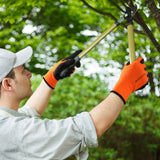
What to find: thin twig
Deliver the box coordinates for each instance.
[109,0,125,13]
[80,0,117,20]
[80,0,145,35]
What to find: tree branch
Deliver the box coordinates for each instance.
[80,0,117,20]
[146,0,160,32]
[120,0,128,7]
[80,0,145,35]
[157,0,160,5]
[134,11,160,53]
[108,0,125,13]
[122,0,160,53]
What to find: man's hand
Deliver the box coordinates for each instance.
[111,57,148,104]
[43,50,82,89]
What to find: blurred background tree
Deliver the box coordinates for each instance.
[1,0,160,159]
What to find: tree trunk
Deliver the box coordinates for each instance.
[147,56,155,94]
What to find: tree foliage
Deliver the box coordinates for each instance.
[80,0,160,95]
[0,0,159,94]
[1,0,160,159]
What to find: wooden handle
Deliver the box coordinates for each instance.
[127,24,136,63]
[79,23,118,59]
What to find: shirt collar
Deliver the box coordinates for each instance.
[0,107,22,117]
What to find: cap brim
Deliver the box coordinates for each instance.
[14,46,33,68]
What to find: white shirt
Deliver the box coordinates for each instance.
[0,106,98,160]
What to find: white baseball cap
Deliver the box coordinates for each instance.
[0,46,33,82]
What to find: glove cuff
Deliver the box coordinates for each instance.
[111,80,132,104]
[110,90,126,104]
[43,73,58,89]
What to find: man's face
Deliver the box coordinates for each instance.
[13,65,33,100]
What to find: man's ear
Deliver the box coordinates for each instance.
[1,78,14,91]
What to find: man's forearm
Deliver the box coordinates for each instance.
[89,93,124,138]
[90,57,148,138]
[25,80,53,116]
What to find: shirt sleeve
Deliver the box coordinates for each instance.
[18,112,98,160]
[18,105,40,118]
[74,112,98,160]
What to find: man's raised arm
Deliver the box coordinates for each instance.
[89,57,148,137]
[25,50,81,116]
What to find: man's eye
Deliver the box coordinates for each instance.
[22,69,25,73]
[22,67,26,73]
[23,65,27,71]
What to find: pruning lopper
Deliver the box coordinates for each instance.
[60,6,137,77]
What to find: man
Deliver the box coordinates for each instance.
[0,46,148,160]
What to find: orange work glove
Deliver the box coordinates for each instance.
[111,57,148,104]
[43,50,82,89]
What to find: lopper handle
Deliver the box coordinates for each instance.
[126,6,136,63]
[127,24,136,63]
[78,23,118,59]
[60,23,119,77]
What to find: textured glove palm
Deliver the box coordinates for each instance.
[43,50,82,89]
[111,57,148,104]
